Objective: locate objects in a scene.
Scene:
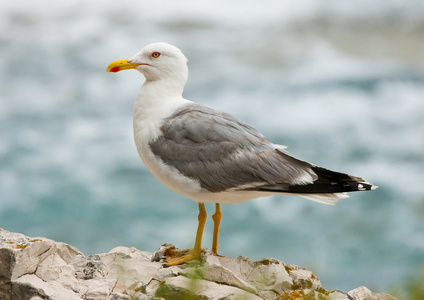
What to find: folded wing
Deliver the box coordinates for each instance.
[149,104,376,204]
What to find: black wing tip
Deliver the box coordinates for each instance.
[284,167,378,194]
[339,180,377,192]
[285,181,377,194]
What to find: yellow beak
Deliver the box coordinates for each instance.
[106,59,140,73]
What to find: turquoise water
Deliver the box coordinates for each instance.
[1,0,424,293]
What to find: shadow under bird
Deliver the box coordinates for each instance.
[106,42,377,266]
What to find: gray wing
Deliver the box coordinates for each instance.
[149,104,317,193]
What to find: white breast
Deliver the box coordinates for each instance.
[132,92,203,198]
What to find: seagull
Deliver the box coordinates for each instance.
[106,42,377,266]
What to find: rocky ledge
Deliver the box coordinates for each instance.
[0,228,395,300]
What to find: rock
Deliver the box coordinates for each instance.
[348,286,397,300]
[0,228,396,300]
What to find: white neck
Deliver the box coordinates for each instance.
[133,79,191,142]
[141,78,185,99]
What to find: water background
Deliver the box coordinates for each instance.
[1,0,424,293]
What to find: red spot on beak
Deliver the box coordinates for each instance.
[110,66,121,73]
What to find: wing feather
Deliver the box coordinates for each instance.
[149,104,316,192]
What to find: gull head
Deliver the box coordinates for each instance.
[107,42,188,83]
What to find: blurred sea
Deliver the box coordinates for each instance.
[1,0,424,293]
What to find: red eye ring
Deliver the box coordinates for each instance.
[151,52,161,58]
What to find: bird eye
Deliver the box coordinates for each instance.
[151,52,161,58]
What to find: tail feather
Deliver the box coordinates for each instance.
[295,192,349,205]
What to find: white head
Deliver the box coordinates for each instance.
[107,42,188,85]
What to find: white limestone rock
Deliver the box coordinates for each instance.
[156,276,263,300]
[349,286,397,300]
[0,228,397,300]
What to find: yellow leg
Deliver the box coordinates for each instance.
[211,203,221,254]
[165,203,207,266]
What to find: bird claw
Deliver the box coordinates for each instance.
[163,248,202,267]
